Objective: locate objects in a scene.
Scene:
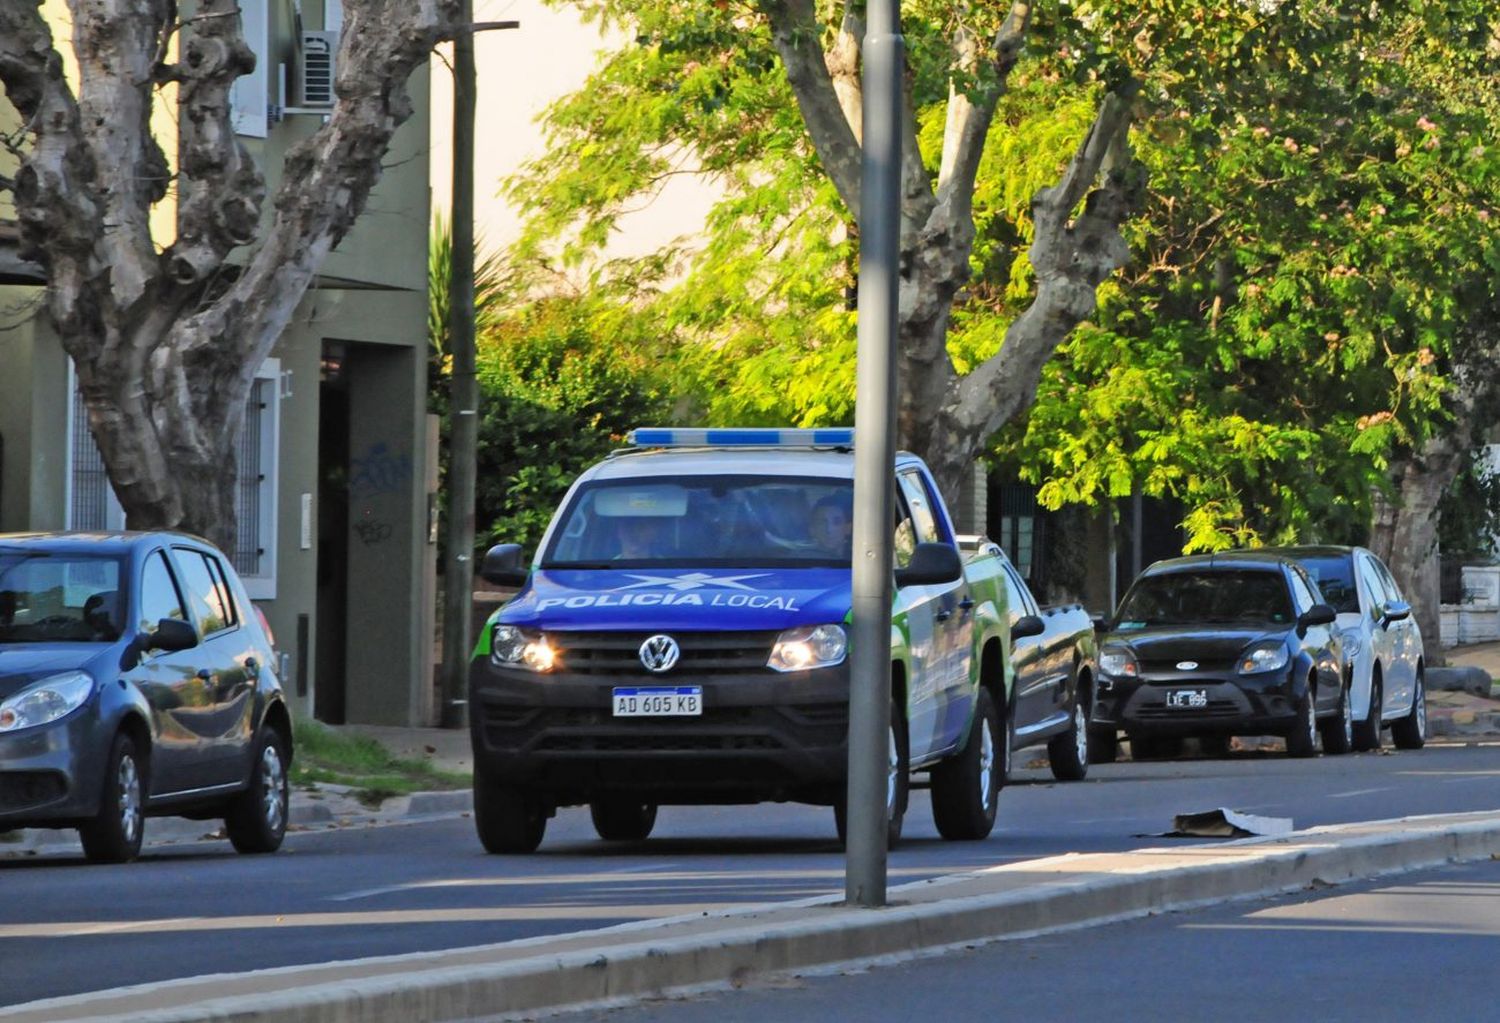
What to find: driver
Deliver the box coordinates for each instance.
[615,517,669,560]
[808,493,853,558]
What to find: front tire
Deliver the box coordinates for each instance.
[930,688,1003,841]
[1286,683,1319,758]
[1353,674,1383,752]
[1320,682,1354,755]
[1047,691,1090,782]
[474,764,547,854]
[590,799,658,842]
[225,725,290,854]
[79,732,145,864]
[834,700,909,849]
[1391,669,1427,750]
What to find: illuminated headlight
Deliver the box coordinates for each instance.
[0,672,96,732]
[1098,647,1139,678]
[491,625,557,673]
[768,624,848,672]
[1238,642,1290,674]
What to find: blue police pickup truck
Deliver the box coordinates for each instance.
[467,428,1028,852]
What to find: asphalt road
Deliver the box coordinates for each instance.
[575,854,1500,1023]
[4,741,1500,1007]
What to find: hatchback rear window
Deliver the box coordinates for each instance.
[1293,556,1359,614]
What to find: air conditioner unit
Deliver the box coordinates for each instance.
[297,31,337,108]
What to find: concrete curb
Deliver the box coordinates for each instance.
[1428,665,1495,697]
[7,810,1500,1023]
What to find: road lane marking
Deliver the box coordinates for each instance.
[1326,788,1391,799]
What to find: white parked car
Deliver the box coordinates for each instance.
[1270,546,1425,750]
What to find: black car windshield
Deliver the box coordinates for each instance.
[1115,570,1294,629]
[542,475,854,569]
[0,554,124,643]
[1291,556,1358,614]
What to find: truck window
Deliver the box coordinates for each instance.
[896,471,942,546]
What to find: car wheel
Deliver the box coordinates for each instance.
[1286,683,1319,758]
[1391,669,1427,750]
[835,700,910,848]
[1353,674,1383,752]
[225,725,290,854]
[930,688,1003,841]
[1320,682,1354,755]
[1047,694,1090,782]
[1129,735,1183,761]
[1088,726,1120,764]
[590,799,658,842]
[473,764,547,854]
[78,732,145,864]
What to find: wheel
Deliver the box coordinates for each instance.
[1047,693,1090,781]
[225,725,290,853]
[590,799,658,841]
[1128,735,1183,761]
[834,700,910,848]
[1319,682,1354,755]
[930,688,1003,841]
[78,732,145,864]
[1285,683,1319,758]
[1353,673,1383,752]
[1391,669,1427,750]
[473,764,547,853]
[1087,726,1120,764]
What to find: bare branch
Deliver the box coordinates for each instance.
[758,0,863,218]
[936,2,1031,212]
[827,3,862,141]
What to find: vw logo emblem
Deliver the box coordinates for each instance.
[1176,661,1198,671]
[639,634,681,674]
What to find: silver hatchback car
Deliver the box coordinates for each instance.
[1269,546,1426,751]
[0,531,293,862]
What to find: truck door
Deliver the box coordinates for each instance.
[896,470,971,758]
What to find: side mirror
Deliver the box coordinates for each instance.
[894,542,963,588]
[479,544,528,588]
[1091,614,1111,635]
[1297,603,1337,630]
[1012,614,1046,640]
[149,618,199,653]
[1382,599,1412,624]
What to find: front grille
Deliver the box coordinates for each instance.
[0,771,67,812]
[549,630,780,676]
[1140,660,1236,676]
[535,732,785,753]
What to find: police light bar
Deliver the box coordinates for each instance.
[626,428,854,449]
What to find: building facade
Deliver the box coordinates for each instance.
[0,1,439,726]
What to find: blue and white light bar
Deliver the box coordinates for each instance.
[626,427,854,449]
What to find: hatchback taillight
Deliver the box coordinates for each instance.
[254,605,276,648]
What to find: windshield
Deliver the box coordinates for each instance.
[0,554,124,643]
[1115,570,1293,629]
[542,475,854,569]
[1292,556,1358,614]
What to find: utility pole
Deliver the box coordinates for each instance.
[845,0,904,907]
[439,10,518,729]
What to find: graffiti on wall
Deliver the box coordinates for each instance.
[349,442,412,498]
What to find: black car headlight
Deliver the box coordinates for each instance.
[0,671,96,732]
[490,625,557,673]
[1237,641,1290,675]
[1099,646,1139,678]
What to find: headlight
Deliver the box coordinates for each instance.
[1238,642,1290,674]
[490,625,556,673]
[768,624,848,672]
[1098,647,1139,678]
[1340,630,1363,658]
[0,671,96,732]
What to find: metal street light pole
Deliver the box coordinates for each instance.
[439,9,518,729]
[845,0,904,907]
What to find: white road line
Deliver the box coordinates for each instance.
[1326,788,1390,799]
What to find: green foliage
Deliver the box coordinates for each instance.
[472,297,673,554]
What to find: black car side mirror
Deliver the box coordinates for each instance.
[1091,614,1111,635]
[1382,599,1412,625]
[1297,603,1337,630]
[149,618,199,653]
[894,542,963,588]
[479,544,529,588]
[1013,614,1046,640]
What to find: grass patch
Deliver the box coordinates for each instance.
[290,720,469,802]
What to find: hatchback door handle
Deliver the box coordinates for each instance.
[959,597,976,611]
[935,609,953,622]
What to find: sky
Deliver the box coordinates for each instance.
[427,0,720,262]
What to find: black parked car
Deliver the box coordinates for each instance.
[0,532,292,862]
[1090,552,1345,760]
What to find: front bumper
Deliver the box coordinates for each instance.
[1092,670,1303,737]
[0,708,106,827]
[469,657,852,806]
